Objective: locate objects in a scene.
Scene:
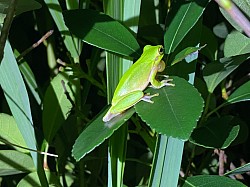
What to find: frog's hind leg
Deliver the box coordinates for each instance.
[141,93,159,103]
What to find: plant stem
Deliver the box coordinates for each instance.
[214,0,250,37]
[0,0,18,63]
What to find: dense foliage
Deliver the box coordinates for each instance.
[0,0,249,186]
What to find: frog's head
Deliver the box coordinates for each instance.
[143,45,164,63]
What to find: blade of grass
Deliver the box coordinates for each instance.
[149,136,184,186]
[103,0,141,186]
[0,40,48,186]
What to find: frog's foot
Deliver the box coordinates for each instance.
[160,76,175,87]
[149,75,175,88]
[141,93,159,103]
[103,111,120,122]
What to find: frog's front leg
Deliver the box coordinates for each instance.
[150,61,175,88]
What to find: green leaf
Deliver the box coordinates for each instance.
[43,73,77,143]
[0,0,41,23]
[135,76,204,140]
[63,9,141,58]
[72,107,135,161]
[0,150,35,176]
[225,162,250,176]
[224,31,250,57]
[17,171,61,187]
[190,116,240,149]
[227,80,250,104]
[0,113,28,152]
[203,53,250,93]
[170,45,206,65]
[182,175,246,187]
[164,0,208,54]
[0,40,38,165]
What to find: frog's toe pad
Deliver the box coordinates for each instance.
[141,93,159,103]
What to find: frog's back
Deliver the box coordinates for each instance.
[113,52,155,99]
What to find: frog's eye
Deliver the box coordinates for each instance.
[158,46,164,55]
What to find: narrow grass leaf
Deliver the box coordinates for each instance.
[0,41,37,165]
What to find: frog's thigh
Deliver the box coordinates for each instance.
[111,91,144,113]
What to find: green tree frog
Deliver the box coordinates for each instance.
[103,45,174,122]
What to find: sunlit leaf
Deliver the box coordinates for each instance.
[63,9,141,58]
[224,31,250,57]
[0,150,35,176]
[72,107,135,161]
[164,0,208,54]
[135,76,204,140]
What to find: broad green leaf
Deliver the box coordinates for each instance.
[0,150,35,176]
[164,0,208,54]
[182,175,246,187]
[44,0,79,58]
[43,73,78,143]
[0,113,28,152]
[135,76,204,140]
[225,162,250,176]
[227,80,250,104]
[63,9,141,58]
[220,0,250,33]
[203,53,250,93]
[0,0,41,23]
[224,31,250,57]
[0,40,37,165]
[72,107,135,161]
[190,116,240,149]
[17,171,61,187]
[170,45,206,65]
